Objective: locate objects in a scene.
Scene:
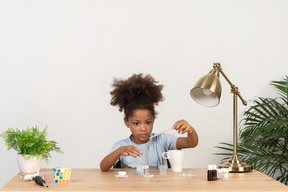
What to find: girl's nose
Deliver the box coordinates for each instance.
[139,125,146,131]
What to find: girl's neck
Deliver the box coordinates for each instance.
[130,134,149,144]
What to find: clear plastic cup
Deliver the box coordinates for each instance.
[159,164,167,174]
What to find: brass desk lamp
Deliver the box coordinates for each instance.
[190,63,252,172]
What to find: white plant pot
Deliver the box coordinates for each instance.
[17,154,42,174]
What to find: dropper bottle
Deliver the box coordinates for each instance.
[207,165,213,181]
[212,165,217,181]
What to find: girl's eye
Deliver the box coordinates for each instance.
[146,121,151,125]
[133,122,139,126]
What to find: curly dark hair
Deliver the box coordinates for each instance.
[110,73,164,120]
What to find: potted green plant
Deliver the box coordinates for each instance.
[0,125,63,174]
[215,76,288,185]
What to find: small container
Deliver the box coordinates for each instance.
[159,157,168,175]
[115,171,128,178]
[143,165,149,177]
[118,171,126,176]
[207,165,213,181]
[159,164,167,175]
[217,169,223,180]
[136,165,143,175]
[222,168,230,180]
[212,165,217,181]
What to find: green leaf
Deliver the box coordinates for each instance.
[0,125,64,163]
[215,76,288,185]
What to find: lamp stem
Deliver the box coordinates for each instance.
[233,92,238,157]
[218,90,251,172]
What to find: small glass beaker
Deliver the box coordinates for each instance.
[143,165,149,176]
[136,165,143,175]
[159,164,167,174]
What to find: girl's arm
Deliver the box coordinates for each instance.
[100,145,143,171]
[174,120,199,149]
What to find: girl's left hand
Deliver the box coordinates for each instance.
[173,119,194,134]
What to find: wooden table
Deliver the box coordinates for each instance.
[1,168,287,192]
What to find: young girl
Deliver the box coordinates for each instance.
[100,73,198,171]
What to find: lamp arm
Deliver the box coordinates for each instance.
[214,63,247,106]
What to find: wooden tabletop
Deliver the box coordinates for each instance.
[1,168,287,192]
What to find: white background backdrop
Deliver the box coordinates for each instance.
[1,0,288,188]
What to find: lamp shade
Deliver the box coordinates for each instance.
[190,68,222,107]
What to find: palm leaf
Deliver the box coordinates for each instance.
[271,75,288,100]
[215,76,288,185]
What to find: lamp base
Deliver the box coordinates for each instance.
[219,155,252,172]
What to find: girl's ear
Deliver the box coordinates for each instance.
[124,118,129,128]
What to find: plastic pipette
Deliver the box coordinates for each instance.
[150,128,174,139]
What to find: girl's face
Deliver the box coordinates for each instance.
[124,109,154,144]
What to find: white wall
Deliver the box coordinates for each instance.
[1,0,288,188]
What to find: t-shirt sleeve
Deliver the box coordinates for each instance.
[111,141,122,153]
[111,137,131,152]
[110,139,128,167]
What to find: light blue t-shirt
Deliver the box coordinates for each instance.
[111,133,178,169]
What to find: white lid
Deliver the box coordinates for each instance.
[208,165,213,170]
[118,171,126,176]
[212,165,217,169]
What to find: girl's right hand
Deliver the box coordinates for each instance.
[118,145,143,158]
